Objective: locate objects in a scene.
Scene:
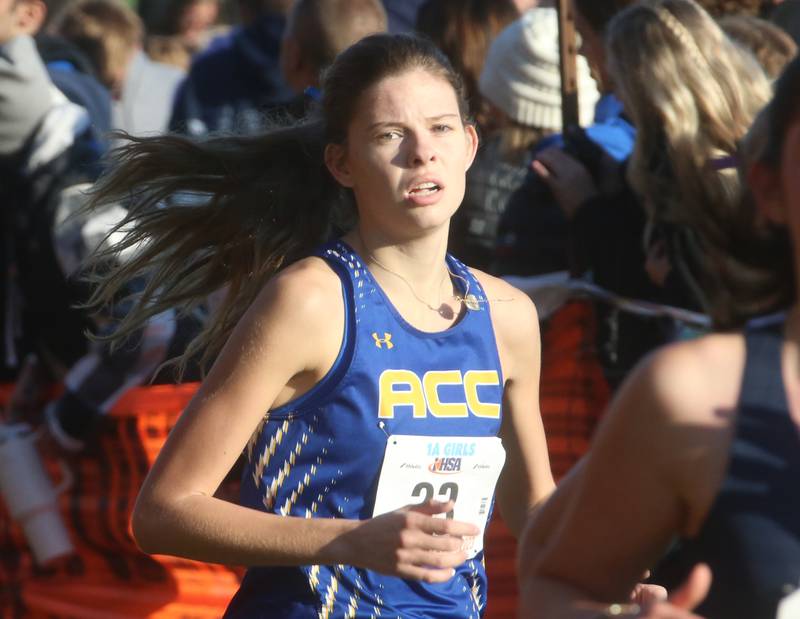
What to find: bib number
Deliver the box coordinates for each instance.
[372,435,506,558]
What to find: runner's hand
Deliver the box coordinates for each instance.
[596,564,711,618]
[346,500,479,582]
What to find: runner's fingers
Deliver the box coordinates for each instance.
[407,500,454,518]
[418,514,479,538]
[399,548,467,570]
[398,527,466,553]
[398,564,455,583]
[418,533,464,552]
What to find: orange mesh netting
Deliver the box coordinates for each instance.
[0,384,243,619]
[1,302,610,618]
[483,300,611,618]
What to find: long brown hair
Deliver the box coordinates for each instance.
[85,34,470,377]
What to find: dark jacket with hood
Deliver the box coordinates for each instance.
[169,12,293,136]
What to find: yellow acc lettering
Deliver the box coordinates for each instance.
[378,369,500,419]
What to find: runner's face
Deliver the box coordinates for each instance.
[326,68,478,241]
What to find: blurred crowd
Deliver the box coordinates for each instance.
[1,0,800,614]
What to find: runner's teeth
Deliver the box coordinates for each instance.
[410,183,440,194]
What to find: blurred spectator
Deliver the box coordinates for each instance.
[513,0,541,10]
[145,34,192,70]
[163,0,220,53]
[720,13,798,78]
[479,9,598,149]
[489,5,637,277]
[139,0,224,67]
[415,0,519,135]
[1,5,200,445]
[54,0,143,98]
[168,0,294,136]
[0,26,100,379]
[446,7,599,271]
[533,0,771,383]
[279,0,387,98]
[7,0,112,150]
[53,0,186,136]
[607,1,770,315]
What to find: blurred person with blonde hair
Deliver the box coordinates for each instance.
[534,0,770,345]
[608,0,771,318]
[519,4,797,619]
[521,55,800,619]
[54,0,186,135]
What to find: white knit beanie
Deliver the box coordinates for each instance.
[478,8,600,131]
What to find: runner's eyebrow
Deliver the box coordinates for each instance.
[366,114,460,131]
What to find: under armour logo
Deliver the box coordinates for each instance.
[372,332,394,349]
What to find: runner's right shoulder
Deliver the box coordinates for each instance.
[249,256,345,325]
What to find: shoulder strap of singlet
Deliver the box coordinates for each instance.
[739,316,787,414]
[255,241,356,417]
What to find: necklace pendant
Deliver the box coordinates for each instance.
[463,294,480,311]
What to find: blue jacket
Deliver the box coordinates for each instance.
[36,35,111,151]
[169,13,293,136]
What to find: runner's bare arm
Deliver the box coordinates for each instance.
[132,258,477,581]
[475,272,555,537]
[521,337,743,616]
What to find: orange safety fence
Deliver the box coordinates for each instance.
[0,383,243,619]
[0,303,609,619]
[483,299,611,618]
[540,300,611,481]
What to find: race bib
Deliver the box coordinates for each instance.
[372,435,506,558]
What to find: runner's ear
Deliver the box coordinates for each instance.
[325,143,354,188]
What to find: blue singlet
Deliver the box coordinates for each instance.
[655,317,800,618]
[224,240,505,618]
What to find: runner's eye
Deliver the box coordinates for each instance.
[377,130,403,142]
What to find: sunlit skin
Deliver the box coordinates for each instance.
[328,68,479,245]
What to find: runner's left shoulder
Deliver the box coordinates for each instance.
[470,269,538,319]
[469,268,539,342]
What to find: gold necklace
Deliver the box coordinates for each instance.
[364,250,480,313]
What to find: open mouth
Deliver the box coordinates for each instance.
[408,182,441,196]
